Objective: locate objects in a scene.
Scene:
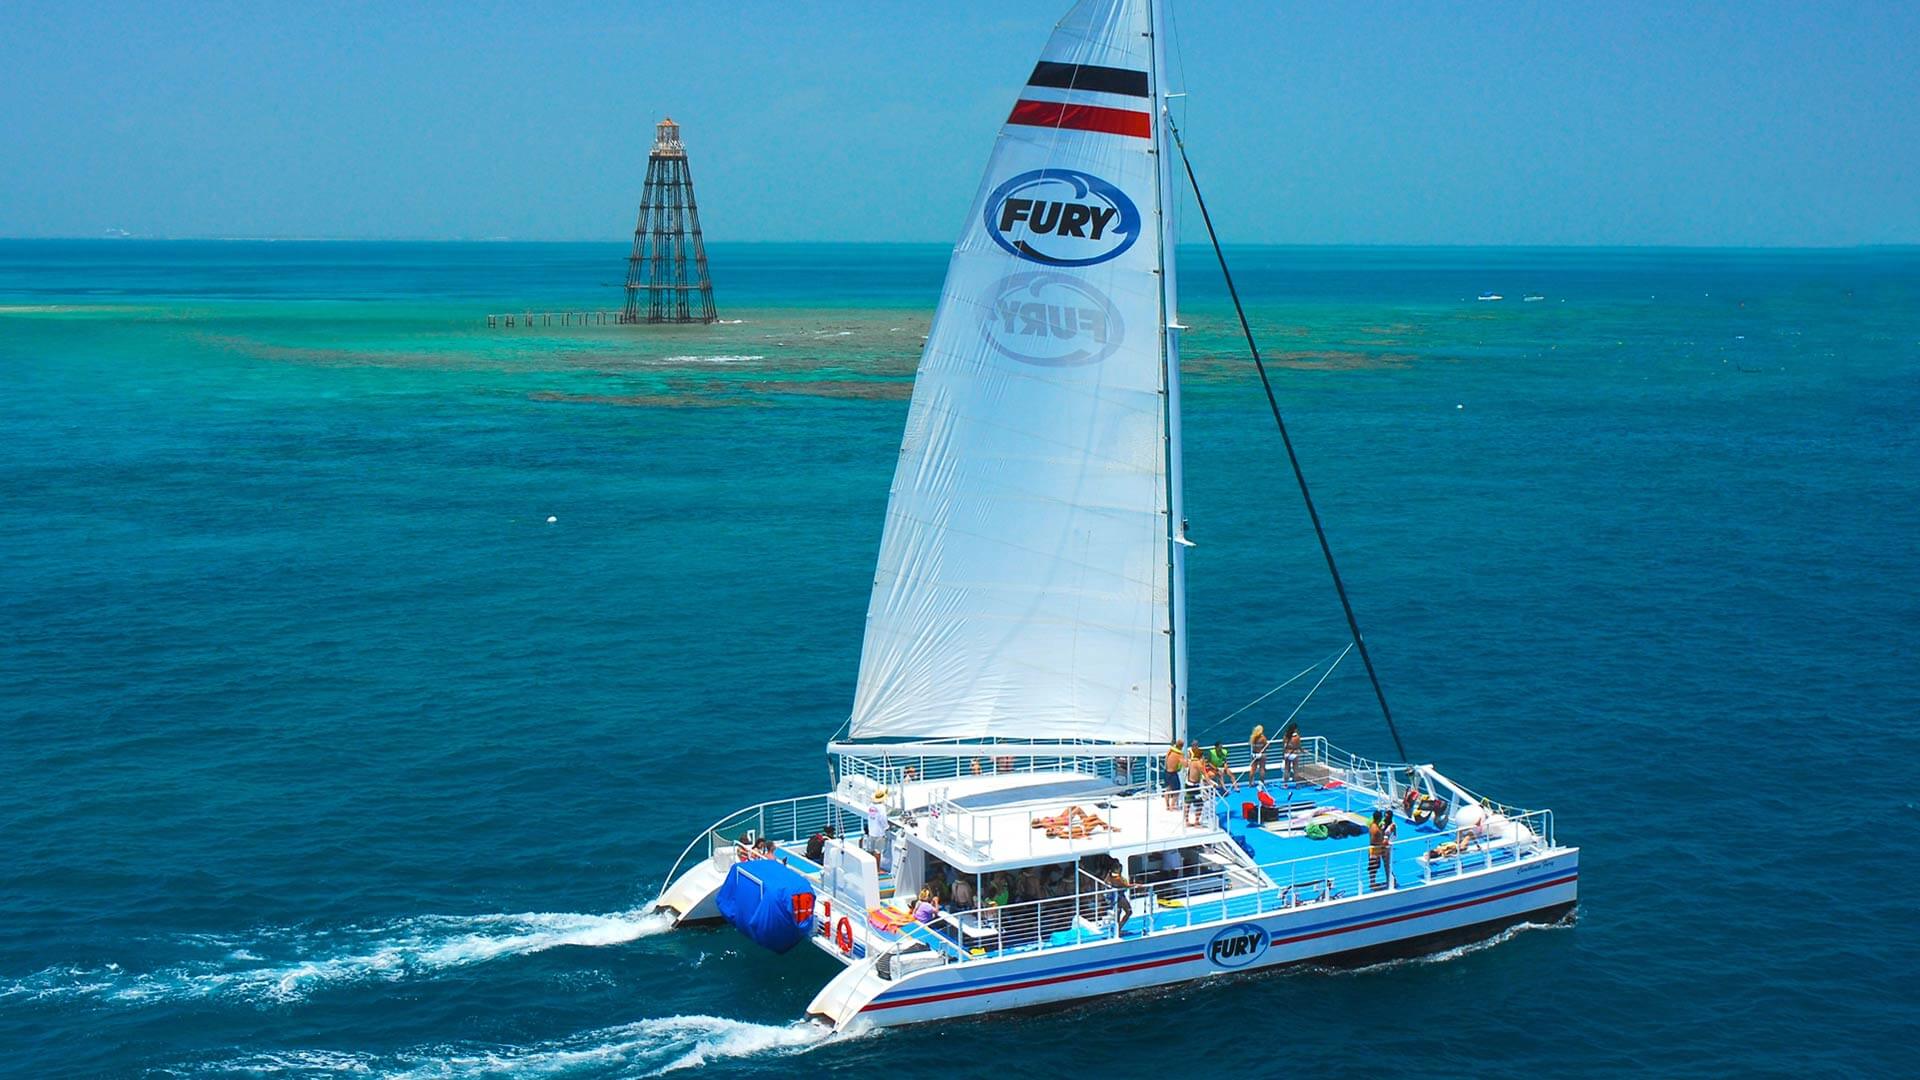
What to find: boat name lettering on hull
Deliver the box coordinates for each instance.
[1207,923,1269,968]
[983,169,1140,267]
[981,272,1124,367]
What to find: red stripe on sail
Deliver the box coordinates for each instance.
[1007,100,1151,139]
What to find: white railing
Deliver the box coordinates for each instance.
[660,792,838,890]
[875,815,1558,971]
[827,735,1393,807]
[920,788,991,863]
[833,747,1136,792]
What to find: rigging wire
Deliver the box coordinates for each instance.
[1205,642,1350,736]
[1281,642,1353,730]
[1165,114,1411,764]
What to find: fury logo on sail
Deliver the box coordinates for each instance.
[996,199,1118,241]
[984,169,1140,268]
[1207,923,1269,969]
[982,272,1124,367]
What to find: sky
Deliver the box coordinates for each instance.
[1,0,1916,246]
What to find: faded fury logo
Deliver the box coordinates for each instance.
[984,169,1140,267]
[983,273,1123,367]
[1206,923,1269,969]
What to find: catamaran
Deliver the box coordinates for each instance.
[653,0,1576,1029]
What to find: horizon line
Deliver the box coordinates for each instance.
[3,236,1917,252]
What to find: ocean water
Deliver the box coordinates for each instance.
[1,240,1915,1078]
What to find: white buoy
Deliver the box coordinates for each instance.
[1456,403,1464,410]
[546,515,557,524]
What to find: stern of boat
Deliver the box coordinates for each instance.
[805,955,888,1029]
[655,793,838,924]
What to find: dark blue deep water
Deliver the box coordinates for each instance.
[2,242,1915,1077]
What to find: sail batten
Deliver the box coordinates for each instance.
[849,0,1177,745]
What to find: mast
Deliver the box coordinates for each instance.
[1149,0,1188,746]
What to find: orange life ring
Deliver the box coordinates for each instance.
[834,916,854,954]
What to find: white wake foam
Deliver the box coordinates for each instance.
[1322,917,1572,977]
[2,908,675,1007]
[197,1015,850,1078]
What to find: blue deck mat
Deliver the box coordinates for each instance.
[950,776,1122,809]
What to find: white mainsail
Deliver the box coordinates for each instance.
[849,0,1185,746]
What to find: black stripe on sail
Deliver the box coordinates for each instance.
[1027,61,1149,98]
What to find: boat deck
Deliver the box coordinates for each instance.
[826,776,1538,965]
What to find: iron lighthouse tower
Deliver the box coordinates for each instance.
[621,118,718,324]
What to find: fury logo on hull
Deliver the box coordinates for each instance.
[981,272,1124,367]
[983,169,1140,267]
[1207,923,1269,969]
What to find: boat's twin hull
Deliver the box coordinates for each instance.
[812,851,1577,1028]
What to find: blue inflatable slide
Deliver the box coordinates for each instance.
[715,859,815,954]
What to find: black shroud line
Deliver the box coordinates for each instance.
[1165,114,1411,764]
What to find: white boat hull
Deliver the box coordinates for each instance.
[810,850,1577,1029]
[656,853,730,924]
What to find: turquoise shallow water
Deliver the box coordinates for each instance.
[1,241,1916,1077]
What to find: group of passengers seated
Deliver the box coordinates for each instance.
[914,857,970,910]
[738,834,781,862]
[920,859,1096,947]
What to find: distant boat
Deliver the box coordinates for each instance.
[1523,294,1546,302]
[1477,291,1503,301]
[653,0,1577,1031]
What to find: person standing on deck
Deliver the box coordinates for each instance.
[1107,869,1134,937]
[1283,727,1303,784]
[1184,748,1207,827]
[1164,741,1186,811]
[865,789,889,857]
[1249,725,1269,783]
[1368,809,1392,891]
